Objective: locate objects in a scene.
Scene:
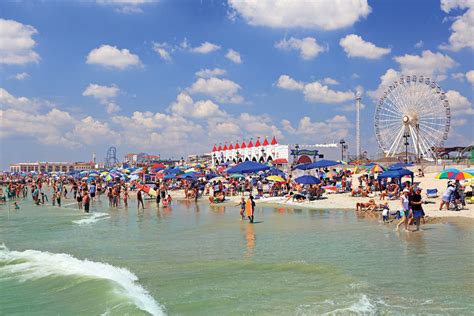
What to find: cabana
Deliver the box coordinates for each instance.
[377,167,414,186]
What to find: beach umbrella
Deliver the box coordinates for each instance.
[211,176,227,182]
[266,175,285,182]
[326,171,337,178]
[185,168,197,173]
[295,175,320,185]
[226,161,270,174]
[230,173,245,179]
[337,160,348,165]
[105,175,112,181]
[436,170,458,179]
[101,171,109,176]
[164,174,176,180]
[151,163,166,170]
[370,165,385,173]
[454,172,473,180]
[206,173,218,179]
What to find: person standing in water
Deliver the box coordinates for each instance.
[82,189,90,213]
[123,188,128,208]
[245,195,255,223]
[410,187,424,231]
[236,197,246,220]
[396,189,411,232]
[137,189,145,209]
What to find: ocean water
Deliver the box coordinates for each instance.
[0,196,473,315]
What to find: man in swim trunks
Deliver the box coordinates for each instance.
[410,187,424,231]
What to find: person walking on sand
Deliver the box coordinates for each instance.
[396,189,411,231]
[245,195,255,223]
[137,189,145,209]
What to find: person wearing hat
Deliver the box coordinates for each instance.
[410,187,424,231]
[396,188,411,231]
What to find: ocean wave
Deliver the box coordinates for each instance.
[73,212,110,225]
[322,295,377,315]
[0,244,165,316]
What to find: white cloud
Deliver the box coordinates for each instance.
[303,82,354,103]
[0,18,40,65]
[191,42,221,54]
[275,37,326,60]
[451,72,466,81]
[86,44,141,69]
[10,72,29,80]
[82,83,121,113]
[238,113,283,139]
[338,102,366,112]
[339,34,391,59]
[393,50,456,81]
[225,49,242,64]
[152,42,172,61]
[440,0,474,51]
[168,92,226,119]
[96,0,158,14]
[446,90,474,115]
[282,115,352,141]
[276,75,354,103]
[414,40,424,48]
[228,0,371,30]
[322,77,339,85]
[466,70,474,85]
[367,68,399,101]
[188,77,243,104]
[0,87,32,109]
[275,75,304,91]
[195,68,226,78]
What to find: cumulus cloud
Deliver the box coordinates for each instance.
[414,40,424,49]
[275,75,304,91]
[152,42,172,61]
[339,34,391,59]
[451,72,466,81]
[86,44,141,69]
[188,77,243,104]
[195,68,226,78]
[9,72,29,81]
[0,18,40,65]
[322,77,339,85]
[82,83,121,113]
[393,50,456,81]
[225,49,242,63]
[275,37,327,60]
[446,90,474,115]
[439,0,474,51]
[276,75,354,104]
[191,41,221,54]
[466,70,474,85]
[282,115,352,141]
[367,68,399,101]
[168,92,226,119]
[0,87,32,109]
[228,0,371,30]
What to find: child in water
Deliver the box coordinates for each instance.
[13,202,20,209]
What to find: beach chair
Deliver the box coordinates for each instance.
[426,189,438,198]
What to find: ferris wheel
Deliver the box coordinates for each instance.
[374,75,450,159]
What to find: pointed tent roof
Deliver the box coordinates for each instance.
[255,138,261,147]
[241,141,247,148]
[223,144,228,150]
[229,143,234,150]
[217,145,222,151]
[263,137,269,146]
[235,142,240,149]
[212,145,217,152]
[247,140,254,148]
[271,136,278,145]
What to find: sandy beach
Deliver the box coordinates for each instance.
[168,170,473,222]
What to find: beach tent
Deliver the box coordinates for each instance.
[295,175,321,185]
[378,167,414,184]
[226,161,270,174]
[302,159,340,170]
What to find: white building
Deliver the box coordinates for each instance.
[211,136,341,166]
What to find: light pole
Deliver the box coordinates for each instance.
[339,139,346,161]
[403,132,410,163]
[293,144,299,166]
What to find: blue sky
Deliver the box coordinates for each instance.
[0,0,473,169]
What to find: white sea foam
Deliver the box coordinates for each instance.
[0,244,165,316]
[73,212,110,225]
[323,294,377,315]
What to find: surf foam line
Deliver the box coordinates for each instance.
[73,212,110,225]
[0,244,165,316]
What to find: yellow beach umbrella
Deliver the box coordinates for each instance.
[266,175,285,182]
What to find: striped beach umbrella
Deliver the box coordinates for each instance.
[454,172,473,180]
[370,165,385,173]
[436,170,457,179]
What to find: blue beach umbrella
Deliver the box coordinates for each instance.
[295,175,321,185]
